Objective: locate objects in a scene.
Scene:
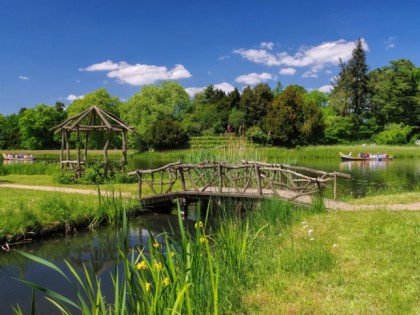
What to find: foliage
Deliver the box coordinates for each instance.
[18,104,66,149]
[245,126,272,145]
[263,85,324,147]
[121,81,190,149]
[369,59,420,127]
[142,118,189,150]
[373,123,412,145]
[330,38,370,138]
[66,89,121,118]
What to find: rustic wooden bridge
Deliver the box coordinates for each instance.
[128,161,351,209]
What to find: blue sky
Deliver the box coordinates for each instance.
[1,0,419,115]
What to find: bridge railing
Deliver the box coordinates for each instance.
[128,161,351,201]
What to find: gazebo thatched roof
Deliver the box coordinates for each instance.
[50,105,135,133]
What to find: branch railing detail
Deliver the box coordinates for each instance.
[128,161,351,201]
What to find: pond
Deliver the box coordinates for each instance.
[0,214,190,314]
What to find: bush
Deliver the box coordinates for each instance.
[143,118,189,150]
[245,126,272,145]
[373,123,412,145]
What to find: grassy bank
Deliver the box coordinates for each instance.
[0,187,139,243]
[245,206,420,314]
[14,199,420,314]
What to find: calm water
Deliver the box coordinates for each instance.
[0,214,188,314]
[1,157,420,313]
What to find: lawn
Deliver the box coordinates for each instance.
[244,209,420,314]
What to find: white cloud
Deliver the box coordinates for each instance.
[234,39,368,75]
[80,60,120,71]
[302,70,318,78]
[235,72,273,85]
[279,67,296,75]
[260,42,274,50]
[66,94,84,101]
[233,48,281,66]
[80,60,192,86]
[385,36,396,50]
[318,85,333,93]
[185,82,235,97]
[218,55,230,61]
[185,87,205,97]
[19,75,29,80]
[214,82,235,94]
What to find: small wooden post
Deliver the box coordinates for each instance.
[218,163,223,193]
[136,172,142,199]
[60,131,64,170]
[76,127,81,178]
[255,163,262,195]
[179,168,186,191]
[65,131,70,161]
[84,131,89,163]
[122,130,127,168]
[334,172,337,200]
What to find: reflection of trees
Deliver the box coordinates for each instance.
[0,214,185,280]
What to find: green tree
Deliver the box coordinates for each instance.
[239,84,273,128]
[121,81,190,149]
[330,39,369,138]
[0,114,20,149]
[18,104,66,149]
[369,59,420,127]
[144,118,189,150]
[263,85,324,147]
[66,88,121,118]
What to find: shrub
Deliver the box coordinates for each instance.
[245,126,272,145]
[373,123,412,145]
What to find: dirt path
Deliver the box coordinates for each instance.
[1,183,420,211]
[0,183,132,197]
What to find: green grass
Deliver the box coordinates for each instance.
[243,206,420,314]
[9,195,420,314]
[0,187,139,242]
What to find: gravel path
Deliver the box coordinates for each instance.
[1,183,419,211]
[0,183,132,197]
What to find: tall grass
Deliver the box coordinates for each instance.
[13,203,220,314]
[0,162,58,175]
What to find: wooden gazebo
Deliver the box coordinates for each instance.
[50,105,135,177]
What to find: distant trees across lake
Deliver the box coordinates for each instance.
[1,41,419,151]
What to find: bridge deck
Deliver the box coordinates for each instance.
[140,187,313,207]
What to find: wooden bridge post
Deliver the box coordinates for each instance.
[255,163,262,195]
[136,172,142,199]
[179,168,186,191]
[334,172,337,200]
[218,163,223,193]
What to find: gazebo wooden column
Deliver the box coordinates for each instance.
[50,105,135,179]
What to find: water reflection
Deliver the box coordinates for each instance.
[339,160,390,172]
[0,214,185,314]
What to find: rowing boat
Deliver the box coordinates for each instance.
[339,152,393,161]
[2,153,36,161]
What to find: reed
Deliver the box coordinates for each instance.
[13,203,221,314]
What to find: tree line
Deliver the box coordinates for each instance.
[1,39,419,151]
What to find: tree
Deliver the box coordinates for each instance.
[66,89,121,118]
[0,114,20,149]
[121,81,190,149]
[330,39,369,138]
[238,84,273,128]
[263,85,324,147]
[18,104,66,149]
[144,118,189,150]
[369,59,420,127]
